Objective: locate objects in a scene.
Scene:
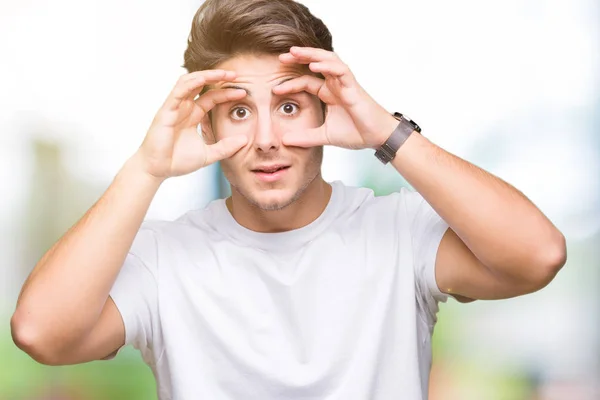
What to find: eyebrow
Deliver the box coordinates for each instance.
[220,77,298,98]
[220,84,252,97]
[275,76,296,87]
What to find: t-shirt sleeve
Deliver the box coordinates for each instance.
[109,226,160,357]
[402,188,458,323]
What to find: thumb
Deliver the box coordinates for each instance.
[205,135,248,165]
[282,126,328,148]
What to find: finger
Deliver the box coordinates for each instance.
[279,53,354,87]
[279,52,311,65]
[308,61,346,77]
[272,75,324,97]
[186,70,237,99]
[282,126,329,148]
[290,46,337,62]
[279,48,337,66]
[164,70,237,111]
[188,88,247,125]
[204,135,248,165]
[308,61,355,87]
[170,70,234,105]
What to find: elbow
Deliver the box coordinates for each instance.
[532,231,567,290]
[11,310,64,366]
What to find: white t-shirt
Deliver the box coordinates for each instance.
[109,180,455,400]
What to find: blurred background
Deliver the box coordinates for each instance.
[1,0,598,398]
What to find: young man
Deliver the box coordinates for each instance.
[11,0,566,399]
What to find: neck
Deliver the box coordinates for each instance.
[226,176,332,233]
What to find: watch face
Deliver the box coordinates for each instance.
[393,112,421,133]
[401,114,414,123]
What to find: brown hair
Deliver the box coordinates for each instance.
[182,0,333,73]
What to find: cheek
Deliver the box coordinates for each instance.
[228,124,254,138]
[219,159,239,183]
[301,104,325,128]
[276,110,320,131]
[223,121,259,142]
[220,141,252,175]
[295,147,323,168]
[212,110,251,139]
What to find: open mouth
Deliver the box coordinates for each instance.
[251,165,291,182]
[252,166,290,174]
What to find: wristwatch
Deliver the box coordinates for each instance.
[374,112,421,164]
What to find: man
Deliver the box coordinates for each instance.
[11,0,566,399]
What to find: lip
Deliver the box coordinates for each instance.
[251,165,290,182]
[251,164,290,173]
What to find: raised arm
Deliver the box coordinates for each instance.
[392,132,567,301]
[11,70,249,365]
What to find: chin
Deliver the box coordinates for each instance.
[232,174,316,212]
[247,187,299,211]
[227,162,322,211]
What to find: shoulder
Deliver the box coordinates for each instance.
[329,182,423,235]
[334,181,418,215]
[132,199,224,250]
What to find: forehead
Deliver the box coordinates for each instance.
[215,54,308,88]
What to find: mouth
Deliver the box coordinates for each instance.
[252,165,290,173]
[251,165,291,182]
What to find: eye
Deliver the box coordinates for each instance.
[230,107,251,121]
[279,102,299,116]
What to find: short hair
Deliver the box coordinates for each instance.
[182,0,333,73]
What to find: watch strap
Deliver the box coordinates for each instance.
[374,113,420,164]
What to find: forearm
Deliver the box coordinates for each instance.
[392,132,566,281]
[12,152,163,348]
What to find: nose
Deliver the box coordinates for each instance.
[253,113,282,153]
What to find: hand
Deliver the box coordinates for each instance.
[136,70,249,180]
[274,46,398,150]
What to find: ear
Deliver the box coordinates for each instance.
[200,113,216,145]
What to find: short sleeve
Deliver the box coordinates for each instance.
[109,226,161,358]
[402,188,457,323]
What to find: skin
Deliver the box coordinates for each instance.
[201,54,333,233]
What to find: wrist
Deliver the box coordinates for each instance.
[373,112,422,164]
[120,152,166,189]
[372,114,402,149]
